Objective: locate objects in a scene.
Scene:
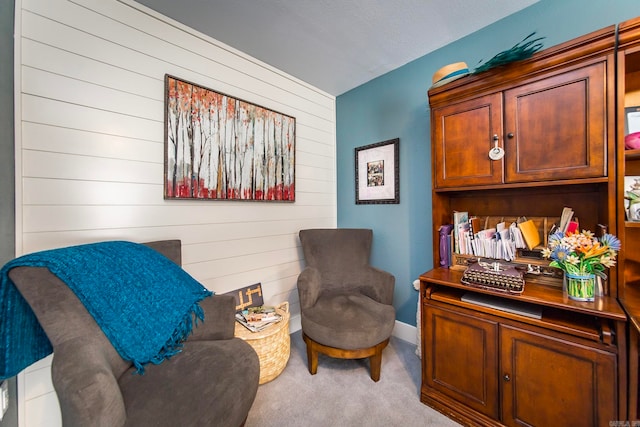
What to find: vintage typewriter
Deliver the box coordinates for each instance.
[461,259,525,294]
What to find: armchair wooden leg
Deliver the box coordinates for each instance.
[303,333,318,375]
[303,334,389,381]
[369,341,385,382]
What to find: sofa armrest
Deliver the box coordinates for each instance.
[188,294,236,341]
[297,267,322,309]
[52,338,127,427]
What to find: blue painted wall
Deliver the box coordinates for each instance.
[336,0,640,326]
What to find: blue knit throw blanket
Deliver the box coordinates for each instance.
[0,241,213,379]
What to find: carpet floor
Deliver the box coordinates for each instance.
[245,330,462,427]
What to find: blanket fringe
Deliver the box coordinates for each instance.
[133,299,209,374]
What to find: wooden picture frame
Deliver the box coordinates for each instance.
[164,75,296,201]
[355,138,399,204]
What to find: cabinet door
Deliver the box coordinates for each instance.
[500,324,617,427]
[423,304,499,419]
[503,62,607,182]
[432,93,503,188]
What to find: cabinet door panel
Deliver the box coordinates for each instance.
[433,93,503,188]
[424,304,499,418]
[504,62,606,182]
[501,325,617,427]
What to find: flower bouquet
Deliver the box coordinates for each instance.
[542,230,620,301]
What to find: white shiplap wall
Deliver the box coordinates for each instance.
[15,0,336,425]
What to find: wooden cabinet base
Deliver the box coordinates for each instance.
[421,390,503,427]
[419,279,625,427]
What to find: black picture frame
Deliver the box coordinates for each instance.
[355,138,399,204]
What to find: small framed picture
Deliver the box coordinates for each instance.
[625,106,640,135]
[355,138,399,204]
[625,176,640,221]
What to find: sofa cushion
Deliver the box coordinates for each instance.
[120,338,259,427]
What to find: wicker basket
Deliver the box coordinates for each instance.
[234,301,290,384]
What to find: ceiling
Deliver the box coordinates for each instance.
[135,0,539,96]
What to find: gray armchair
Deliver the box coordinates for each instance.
[297,229,395,381]
[8,240,259,427]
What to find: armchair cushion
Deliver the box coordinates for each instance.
[301,290,395,350]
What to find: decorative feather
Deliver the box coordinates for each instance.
[473,32,545,74]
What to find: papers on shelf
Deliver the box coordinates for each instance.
[447,215,534,262]
[559,207,575,234]
[517,219,541,250]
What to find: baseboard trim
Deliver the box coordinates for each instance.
[392,320,418,345]
[288,313,301,334]
[288,314,418,346]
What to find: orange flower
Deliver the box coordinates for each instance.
[581,242,608,259]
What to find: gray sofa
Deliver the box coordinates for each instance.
[8,239,260,427]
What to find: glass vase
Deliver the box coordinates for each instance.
[563,272,596,302]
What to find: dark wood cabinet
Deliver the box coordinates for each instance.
[503,62,607,183]
[500,324,617,427]
[433,93,503,188]
[420,270,626,427]
[423,304,499,420]
[432,57,608,190]
[421,23,629,426]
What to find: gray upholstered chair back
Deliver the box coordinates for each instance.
[299,228,373,289]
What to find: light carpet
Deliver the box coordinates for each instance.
[245,330,462,427]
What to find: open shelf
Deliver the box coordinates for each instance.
[626,149,640,160]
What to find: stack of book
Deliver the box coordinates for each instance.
[450,211,529,262]
[444,211,552,264]
[235,306,282,332]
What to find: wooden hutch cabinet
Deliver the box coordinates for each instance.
[433,62,607,189]
[421,24,629,427]
[617,16,640,422]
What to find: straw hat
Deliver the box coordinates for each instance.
[431,62,470,88]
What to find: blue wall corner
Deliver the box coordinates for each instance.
[336,0,640,327]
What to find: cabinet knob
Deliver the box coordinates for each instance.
[503,374,511,382]
[493,134,499,141]
[507,133,514,138]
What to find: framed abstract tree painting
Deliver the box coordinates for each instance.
[164,75,296,201]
